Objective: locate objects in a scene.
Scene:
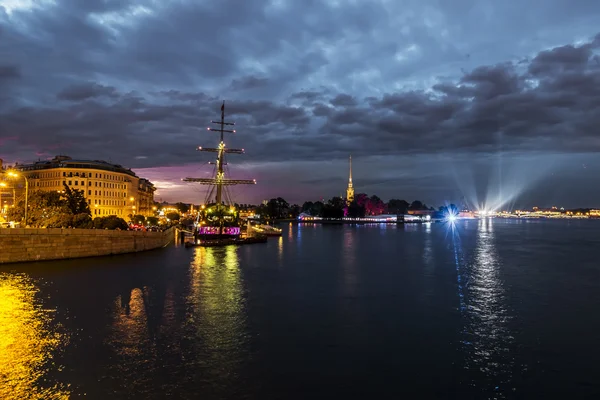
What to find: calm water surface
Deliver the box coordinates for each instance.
[1,219,600,399]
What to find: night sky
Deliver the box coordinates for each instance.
[1,1,600,209]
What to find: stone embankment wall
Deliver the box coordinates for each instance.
[0,227,175,264]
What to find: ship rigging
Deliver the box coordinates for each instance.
[183,102,255,238]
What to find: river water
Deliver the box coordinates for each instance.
[1,219,599,399]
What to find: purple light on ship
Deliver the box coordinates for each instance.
[198,227,240,235]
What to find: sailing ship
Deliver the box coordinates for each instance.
[183,102,256,241]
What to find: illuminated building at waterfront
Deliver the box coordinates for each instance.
[10,155,155,217]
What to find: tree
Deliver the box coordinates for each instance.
[175,202,190,214]
[301,201,325,217]
[62,183,91,216]
[289,204,301,218]
[7,185,95,228]
[355,193,369,208]
[365,195,386,215]
[8,190,67,227]
[93,216,129,230]
[311,201,324,217]
[322,197,345,218]
[166,212,180,221]
[347,200,366,218]
[266,197,290,219]
[408,200,428,211]
[254,203,268,219]
[301,201,314,214]
[387,199,410,215]
[132,214,146,224]
[71,213,92,229]
[276,197,290,218]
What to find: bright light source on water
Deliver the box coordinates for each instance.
[447,214,457,222]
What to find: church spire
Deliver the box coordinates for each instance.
[346,155,354,203]
[349,155,353,184]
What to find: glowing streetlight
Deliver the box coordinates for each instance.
[129,196,136,217]
[7,171,28,227]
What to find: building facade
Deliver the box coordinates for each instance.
[138,178,157,216]
[13,155,155,218]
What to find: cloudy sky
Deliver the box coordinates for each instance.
[1,0,599,209]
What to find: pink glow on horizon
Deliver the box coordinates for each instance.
[133,163,316,205]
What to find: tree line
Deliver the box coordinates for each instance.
[6,183,162,229]
[249,194,451,220]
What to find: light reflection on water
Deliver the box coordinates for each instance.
[341,226,358,296]
[453,218,516,396]
[187,246,248,387]
[4,221,598,397]
[278,236,284,261]
[103,245,248,398]
[0,273,70,399]
[423,222,433,267]
[109,286,158,390]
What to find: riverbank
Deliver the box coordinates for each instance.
[0,227,175,264]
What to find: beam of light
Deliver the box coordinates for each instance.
[446,153,564,212]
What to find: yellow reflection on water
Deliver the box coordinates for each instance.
[0,273,70,399]
[111,288,152,357]
[188,246,246,355]
[278,236,284,261]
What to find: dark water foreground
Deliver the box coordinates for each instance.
[1,219,599,399]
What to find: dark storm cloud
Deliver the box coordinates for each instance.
[0,65,20,80]
[2,0,600,205]
[229,76,270,91]
[57,83,118,101]
[330,94,357,107]
[2,31,600,165]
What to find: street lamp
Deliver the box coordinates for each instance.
[7,171,28,227]
[129,196,135,217]
[0,183,6,215]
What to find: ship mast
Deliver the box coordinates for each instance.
[183,101,255,206]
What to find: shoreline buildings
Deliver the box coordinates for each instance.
[4,155,155,217]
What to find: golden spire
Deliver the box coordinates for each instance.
[346,155,354,203]
[349,155,352,185]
